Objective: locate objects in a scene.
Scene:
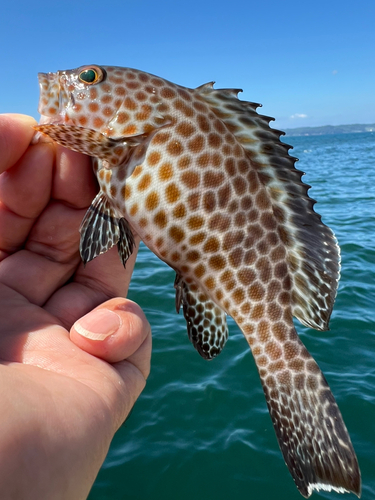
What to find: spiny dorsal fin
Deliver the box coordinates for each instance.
[195,81,215,91]
[197,85,340,331]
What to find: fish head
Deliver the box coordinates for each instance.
[37,65,167,136]
[38,65,112,130]
[36,65,171,169]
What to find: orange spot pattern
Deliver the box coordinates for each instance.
[38,68,341,460]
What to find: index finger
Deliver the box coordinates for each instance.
[0,114,36,174]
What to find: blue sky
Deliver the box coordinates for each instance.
[0,0,373,129]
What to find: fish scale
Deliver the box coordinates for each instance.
[35,64,360,498]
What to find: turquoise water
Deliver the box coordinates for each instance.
[89,132,375,500]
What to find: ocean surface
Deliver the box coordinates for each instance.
[89,132,375,500]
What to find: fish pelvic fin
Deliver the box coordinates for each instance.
[196,86,340,332]
[174,274,228,360]
[247,320,361,497]
[80,192,135,266]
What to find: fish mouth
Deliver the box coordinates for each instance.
[37,71,68,124]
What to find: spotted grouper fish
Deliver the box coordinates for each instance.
[36,65,361,497]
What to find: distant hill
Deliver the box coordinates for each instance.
[282,123,375,136]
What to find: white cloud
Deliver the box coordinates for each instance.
[290,113,308,119]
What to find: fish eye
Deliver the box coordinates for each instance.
[78,66,104,85]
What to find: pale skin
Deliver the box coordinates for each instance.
[0,114,152,499]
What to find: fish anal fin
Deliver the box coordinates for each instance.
[252,325,361,498]
[174,274,228,360]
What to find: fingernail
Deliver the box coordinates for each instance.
[74,309,122,340]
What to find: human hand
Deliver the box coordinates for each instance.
[0,114,151,499]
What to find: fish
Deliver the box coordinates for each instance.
[35,64,361,498]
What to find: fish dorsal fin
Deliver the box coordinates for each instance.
[197,85,340,331]
[195,81,215,91]
[174,274,228,360]
[80,192,135,266]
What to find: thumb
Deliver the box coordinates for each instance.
[70,298,151,374]
[0,114,37,174]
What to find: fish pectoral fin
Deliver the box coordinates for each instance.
[174,274,228,360]
[117,218,135,267]
[114,124,172,179]
[79,192,135,266]
[254,329,361,498]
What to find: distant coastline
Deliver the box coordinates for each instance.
[282,123,375,136]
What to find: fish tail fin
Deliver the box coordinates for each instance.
[249,325,361,497]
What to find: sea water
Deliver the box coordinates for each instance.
[89,132,375,500]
